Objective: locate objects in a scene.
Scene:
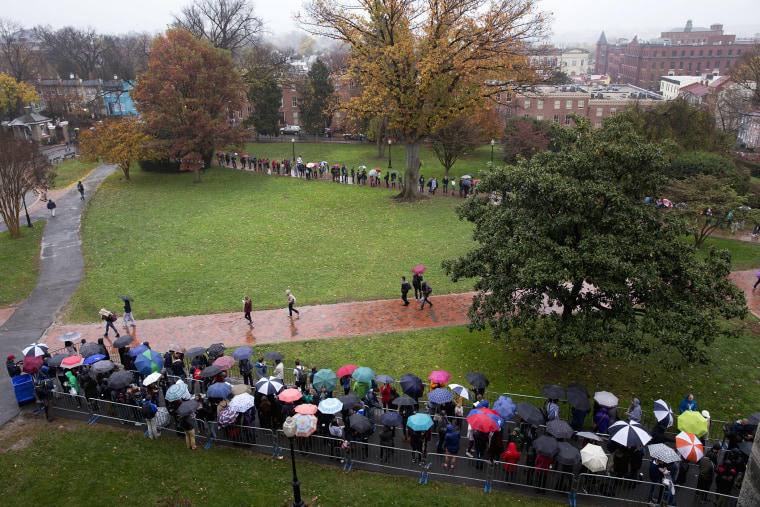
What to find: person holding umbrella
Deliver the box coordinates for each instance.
[412,271,423,301]
[119,296,136,329]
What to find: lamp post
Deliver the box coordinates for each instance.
[282,417,306,507]
[291,137,295,162]
[490,139,496,163]
[387,139,392,169]
[22,192,33,228]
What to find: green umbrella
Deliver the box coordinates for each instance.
[313,369,337,391]
[351,366,375,383]
[677,411,709,437]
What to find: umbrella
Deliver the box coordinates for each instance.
[516,402,545,427]
[207,343,227,357]
[232,346,254,360]
[262,351,284,361]
[493,396,517,420]
[231,384,251,396]
[336,364,357,377]
[48,353,71,368]
[375,374,395,384]
[392,396,417,406]
[534,435,559,457]
[581,444,608,472]
[429,388,454,405]
[428,370,451,384]
[467,412,502,432]
[449,384,472,401]
[466,372,489,389]
[185,346,207,359]
[229,392,256,413]
[92,360,115,374]
[118,295,135,302]
[556,441,582,465]
[566,390,591,412]
[279,388,303,403]
[390,171,398,175]
[542,385,567,400]
[217,406,238,427]
[653,399,675,428]
[177,399,199,417]
[83,354,105,365]
[341,393,361,410]
[648,443,681,464]
[332,164,340,168]
[107,370,134,390]
[358,165,367,170]
[320,161,327,166]
[567,382,589,397]
[295,404,318,415]
[381,411,403,426]
[165,381,189,402]
[112,335,134,348]
[407,413,434,431]
[62,355,83,368]
[349,413,373,433]
[461,174,472,179]
[213,356,235,370]
[59,331,82,342]
[313,369,338,391]
[293,414,318,437]
[676,431,704,462]
[678,411,709,437]
[739,441,754,456]
[256,376,284,395]
[307,162,315,168]
[594,391,619,408]
[134,349,163,375]
[748,412,760,426]
[399,374,423,399]
[608,420,652,447]
[368,169,377,177]
[143,372,162,386]
[351,366,375,383]
[129,344,148,357]
[412,265,426,275]
[207,382,232,399]
[318,398,343,415]
[79,343,102,359]
[576,431,604,442]
[22,356,43,374]
[201,365,223,378]
[22,343,49,357]
[547,419,575,439]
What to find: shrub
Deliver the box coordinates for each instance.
[138,158,182,174]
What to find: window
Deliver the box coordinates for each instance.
[737,49,742,56]
[660,62,665,69]
[578,100,584,108]
[690,50,694,56]
[572,60,577,66]
[671,50,676,57]
[699,50,703,56]
[581,59,585,66]
[696,62,701,71]
[717,49,722,56]
[726,60,731,68]
[536,114,543,120]
[565,116,571,126]
[596,107,603,116]
[524,99,530,108]
[247,105,252,113]
[553,114,559,122]
[335,111,341,119]
[653,51,657,57]
[714,61,720,69]
[292,112,298,124]
[280,97,283,107]
[595,122,602,128]
[238,110,242,119]
[729,49,733,56]
[610,108,617,114]
[708,50,713,56]
[705,61,710,69]
[681,50,685,57]
[537,100,543,109]
[554,100,560,109]
[524,113,530,118]
[679,62,683,69]
[652,62,656,69]
[291,84,297,91]
[506,94,512,102]
[291,97,297,107]
[566,100,572,108]
[670,62,675,69]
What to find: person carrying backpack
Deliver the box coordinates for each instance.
[142,396,160,439]
[419,281,433,310]
[99,308,120,338]
[294,359,307,390]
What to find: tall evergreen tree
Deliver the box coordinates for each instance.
[298,58,335,134]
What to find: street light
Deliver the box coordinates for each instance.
[387,139,392,169]
[291,137,295,162]
[22,193,33,228]
[282,417,306,507]
[490,139,496,163]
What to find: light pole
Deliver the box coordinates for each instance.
[490,139,496,163]
[282,417,306,507]
[387,139,392,169]
[22,193,33,228]
[291,137,295,162]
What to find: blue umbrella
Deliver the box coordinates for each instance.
[407,413,434,432]
[493,395,517,420]
[129,344,149,357]
[400,374,423,399]
[318,397,343,415]
[381,411,403,426]
[429,388,454,405]
[83,354,106,365]
[207,382,232,399]
[232,346,253,360]
[165,381,188,402]
[134,349,164,375]
[351,366,375,383]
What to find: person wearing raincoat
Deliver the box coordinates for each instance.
[502,442,521,482]
[625,398,642,423]
[65,369,80,396]
[442,423,460,469]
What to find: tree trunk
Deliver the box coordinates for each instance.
[122,163,130,181]
[376,122,386,158]
[395,140,423,202]
[193,168,201,183]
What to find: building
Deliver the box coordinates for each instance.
[659,75,703,100]
[560,48,590,76]
[35,77,107,118]
[595,21,756,91]
[738,110,760,150]
[102,79,138,116]
[679,75,755,133]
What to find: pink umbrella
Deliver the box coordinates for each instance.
[23,356,43,374]
[278,388,304,403]
[61,355,83,368]
[213,356,235,370]
[295,404,318,415]
[413,265,426,275]
[336,364,357,377]
[428,370,451,384]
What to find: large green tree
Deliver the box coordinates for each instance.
[443,115,747,366]
[241,43,288,137]
[298,58,336,135]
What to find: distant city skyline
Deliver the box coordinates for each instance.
[2,0,759,45]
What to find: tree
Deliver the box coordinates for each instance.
[36,26,108,79]
[298,58,336,135]
[240,43,288,137]
[667,151,749,195]
[172,0,263,54]
[731,43,760,108]
[548,70,572,85]
[0,132,53,237]
[131,28,245,183]
[100,33,152,82]
[78,117,159,180]
[443,115,747,366]
[300,0,546,202]
[0,19,42,82]
[0,72,39,119]
[501,116,551,164]
[429,116,487,174]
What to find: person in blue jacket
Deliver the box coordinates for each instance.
[679,393,697,414]
[442,424,461,469]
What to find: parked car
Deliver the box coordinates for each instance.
[342,132,368,142]
[280,125,301,135]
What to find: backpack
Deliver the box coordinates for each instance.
[141,402,156,419]
[426,285,433,295]
[108,312,117,321]
[297,367,308,385]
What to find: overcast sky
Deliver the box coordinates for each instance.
[3,0,759,45]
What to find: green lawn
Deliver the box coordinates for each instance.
[0,420,561,507]
[0,223,45,307]
[694,234,760,271]
[64,166,475,323]
[51,158,101,189]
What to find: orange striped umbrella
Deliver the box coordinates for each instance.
[675,431,704,462]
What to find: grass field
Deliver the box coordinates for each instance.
[0,224,45,307]
[0,418,561,507]
[50,158,100,189]
[695,234,760,271]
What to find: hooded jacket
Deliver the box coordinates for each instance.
[443,424,460,454]
[502,442,521,472]
[627,398,642,423]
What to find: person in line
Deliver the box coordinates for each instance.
[401,276,412,306]
[243,295,253,325]
[293,360,306,390]
[502,442,521,482]
[77,181,85,201]
[473,393,489,409]
[697,444,721,501]
[122,298,136,329]
[239,356,253,386]
[286,289,300,317]
[254,357,267,380]
[442,423,460,469]
[625,398,642,423]
[679,393,697,414]
[545,399,559,421]
[593,407,610,433]
[6,355,21,378]
[142,396,160,439]
[34,367,55,422]
[274,359,284,380]
[435,409,449,454]
[728,418,755,449]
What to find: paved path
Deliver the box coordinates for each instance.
[0,163,116,427]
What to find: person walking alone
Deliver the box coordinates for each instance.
[77,181,85,201]
[47,199,56,216]
[401,276,412,306]
[122,298,136,329]
[286,289,300,317]
[243,295,253,325]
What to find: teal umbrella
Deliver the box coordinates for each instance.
[351,366,375,383]
[313,369,337,391]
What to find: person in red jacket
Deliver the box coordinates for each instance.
[381,382,392,410]
[535,453,555,493]
[502,442,521,482]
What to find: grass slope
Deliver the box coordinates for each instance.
[0,224,45,307]
[695,234,760,271]
[50,159,100,189]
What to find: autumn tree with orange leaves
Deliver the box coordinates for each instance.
[300,0,547,201]
[132,28,245,183]
[79,117,160,180]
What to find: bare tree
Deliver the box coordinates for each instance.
[101,33,153,81]
[172,0,264,54]
[731,43,760,108]
[0,132,53,237]
[0,18,42,82]
[36,25,108,78]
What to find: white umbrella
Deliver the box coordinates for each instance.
[59,331,82,342]
[229,392,256,413]
[593,391,619,408]
[580,444,608,472]
[255,376,284,395]
[368,169,378,177]
[648,443,680,464]
[608,420,652,447]
[22,343,49,357]
[653,399,674,428]
[575,431,603,442]
[448,383,471,400]
[143,372,162,386]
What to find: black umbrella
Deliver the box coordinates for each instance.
[566,390,591,412]
[207,343,226,357]
[375,374,395,384]
[118,295,135,302]
[739,441,753,456]
[381,411,403,426]
[349,413,372,433]
[567,382,589,397]
[112,335,134,348]
[542,385,567,400]
[534,435,559,457]
[177,399,199,417]
[399,374,423,399]
[748,412,760,427]
[555,441,581,465]
[79,342,102,359]
[186,346,207,359]
[465,372,489,389]
[91,360,115,374]
[392,396,417,407]
[341,393,361,410]
[516,402,545,427]
[201,365,223,378]
[107,370,134,390]
[263,351,284,361]
[547,419,575,439]
[48,353,71,368]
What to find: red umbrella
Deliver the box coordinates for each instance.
[278,388,304,403]
[336,364,357,377]
[213,356,235,370]
[428,370,451,384]
[413,265,426,275]
[295,404,318,415]
[22,356,43,374]
[61,355,83,368]
[467,413,501,432]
